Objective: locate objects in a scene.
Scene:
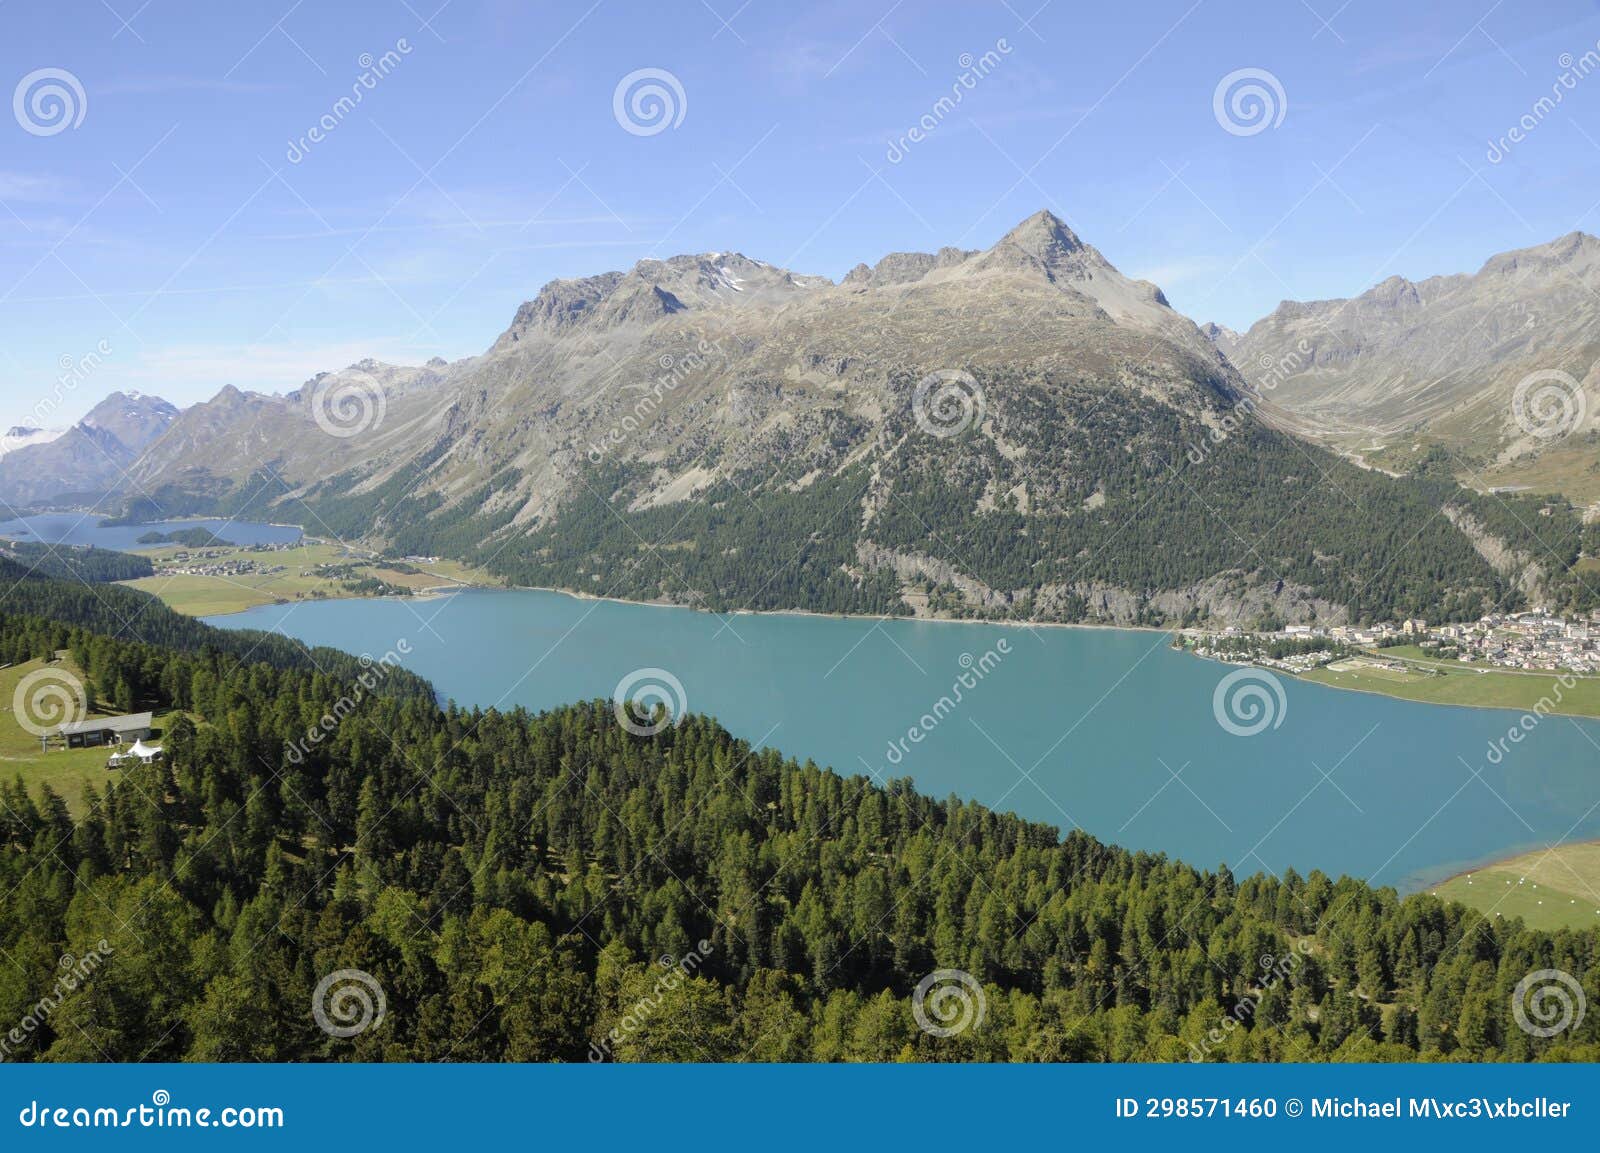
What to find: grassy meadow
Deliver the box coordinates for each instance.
[120,539,483,616]
[1431,843,1600,931]
[0,655,146,811]
[1301,650,1600,717]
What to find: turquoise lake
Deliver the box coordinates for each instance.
[0,514,302,551]
[210,588,1600,894]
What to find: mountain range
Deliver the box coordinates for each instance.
[0,391,178,511]
[7,213,1598,626]
[1225,231,1600,501]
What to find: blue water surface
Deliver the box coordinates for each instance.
[210,588,1600,895]
[0,513,302,550]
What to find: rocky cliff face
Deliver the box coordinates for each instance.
[854,542,1341,626]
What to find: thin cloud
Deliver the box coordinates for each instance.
[0,172,70,201]
[96,75,295,95]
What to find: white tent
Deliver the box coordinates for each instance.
[108,740,163,768]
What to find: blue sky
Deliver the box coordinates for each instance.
[6,0,1600,424]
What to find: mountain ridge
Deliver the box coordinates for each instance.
[32,213,1600,627]
[1231,230,1600,499]
[0,391,178,508]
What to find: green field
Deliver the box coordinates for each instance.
[120,540,484,616]
[1302,650,1600,717]
[0,656,141,811]
[1477,440,1600,507]
[1431,843,1600,931]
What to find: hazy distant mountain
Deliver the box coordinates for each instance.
[82,389,180,454]
[110,211,1538,625]
[1231,232,1600,498]
[0,391,178,509]
[0,425,66,457]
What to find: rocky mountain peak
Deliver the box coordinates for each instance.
[1479,230,1600,278]
[962,208,1125,292]
[1199,322,1240,357]
[1228,227,1600,491]
[994,208,1087,260]
[1363,275,1422,308]
[842,245,977,289]
[0,390,177,504]
[493,250,823,350]
[79,390,178,442]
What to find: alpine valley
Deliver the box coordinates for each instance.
[12,212,1600,628]
[12,0,1600,1084]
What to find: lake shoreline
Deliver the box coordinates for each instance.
[502,586,1600,720]
[200,578,1600,720]
[505,582,1175,636]
[207,581,1600,895]
[1422,841,1600,929]
[138,520,1594,723]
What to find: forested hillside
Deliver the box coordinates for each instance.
[0,540,154,583]
[98,212,1600,631]
[0,555,432,700]
[335,369,1522,627]
[1,603,1595,1062]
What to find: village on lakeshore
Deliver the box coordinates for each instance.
[156,543,295,580]
[1184,607,1600,677]
[115,536,482,616]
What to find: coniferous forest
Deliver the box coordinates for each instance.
[275,369,1600,629]
[1,568,1596,1063]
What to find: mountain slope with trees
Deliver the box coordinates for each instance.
[0,597,1594,1063]
[92,211,1600,628]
